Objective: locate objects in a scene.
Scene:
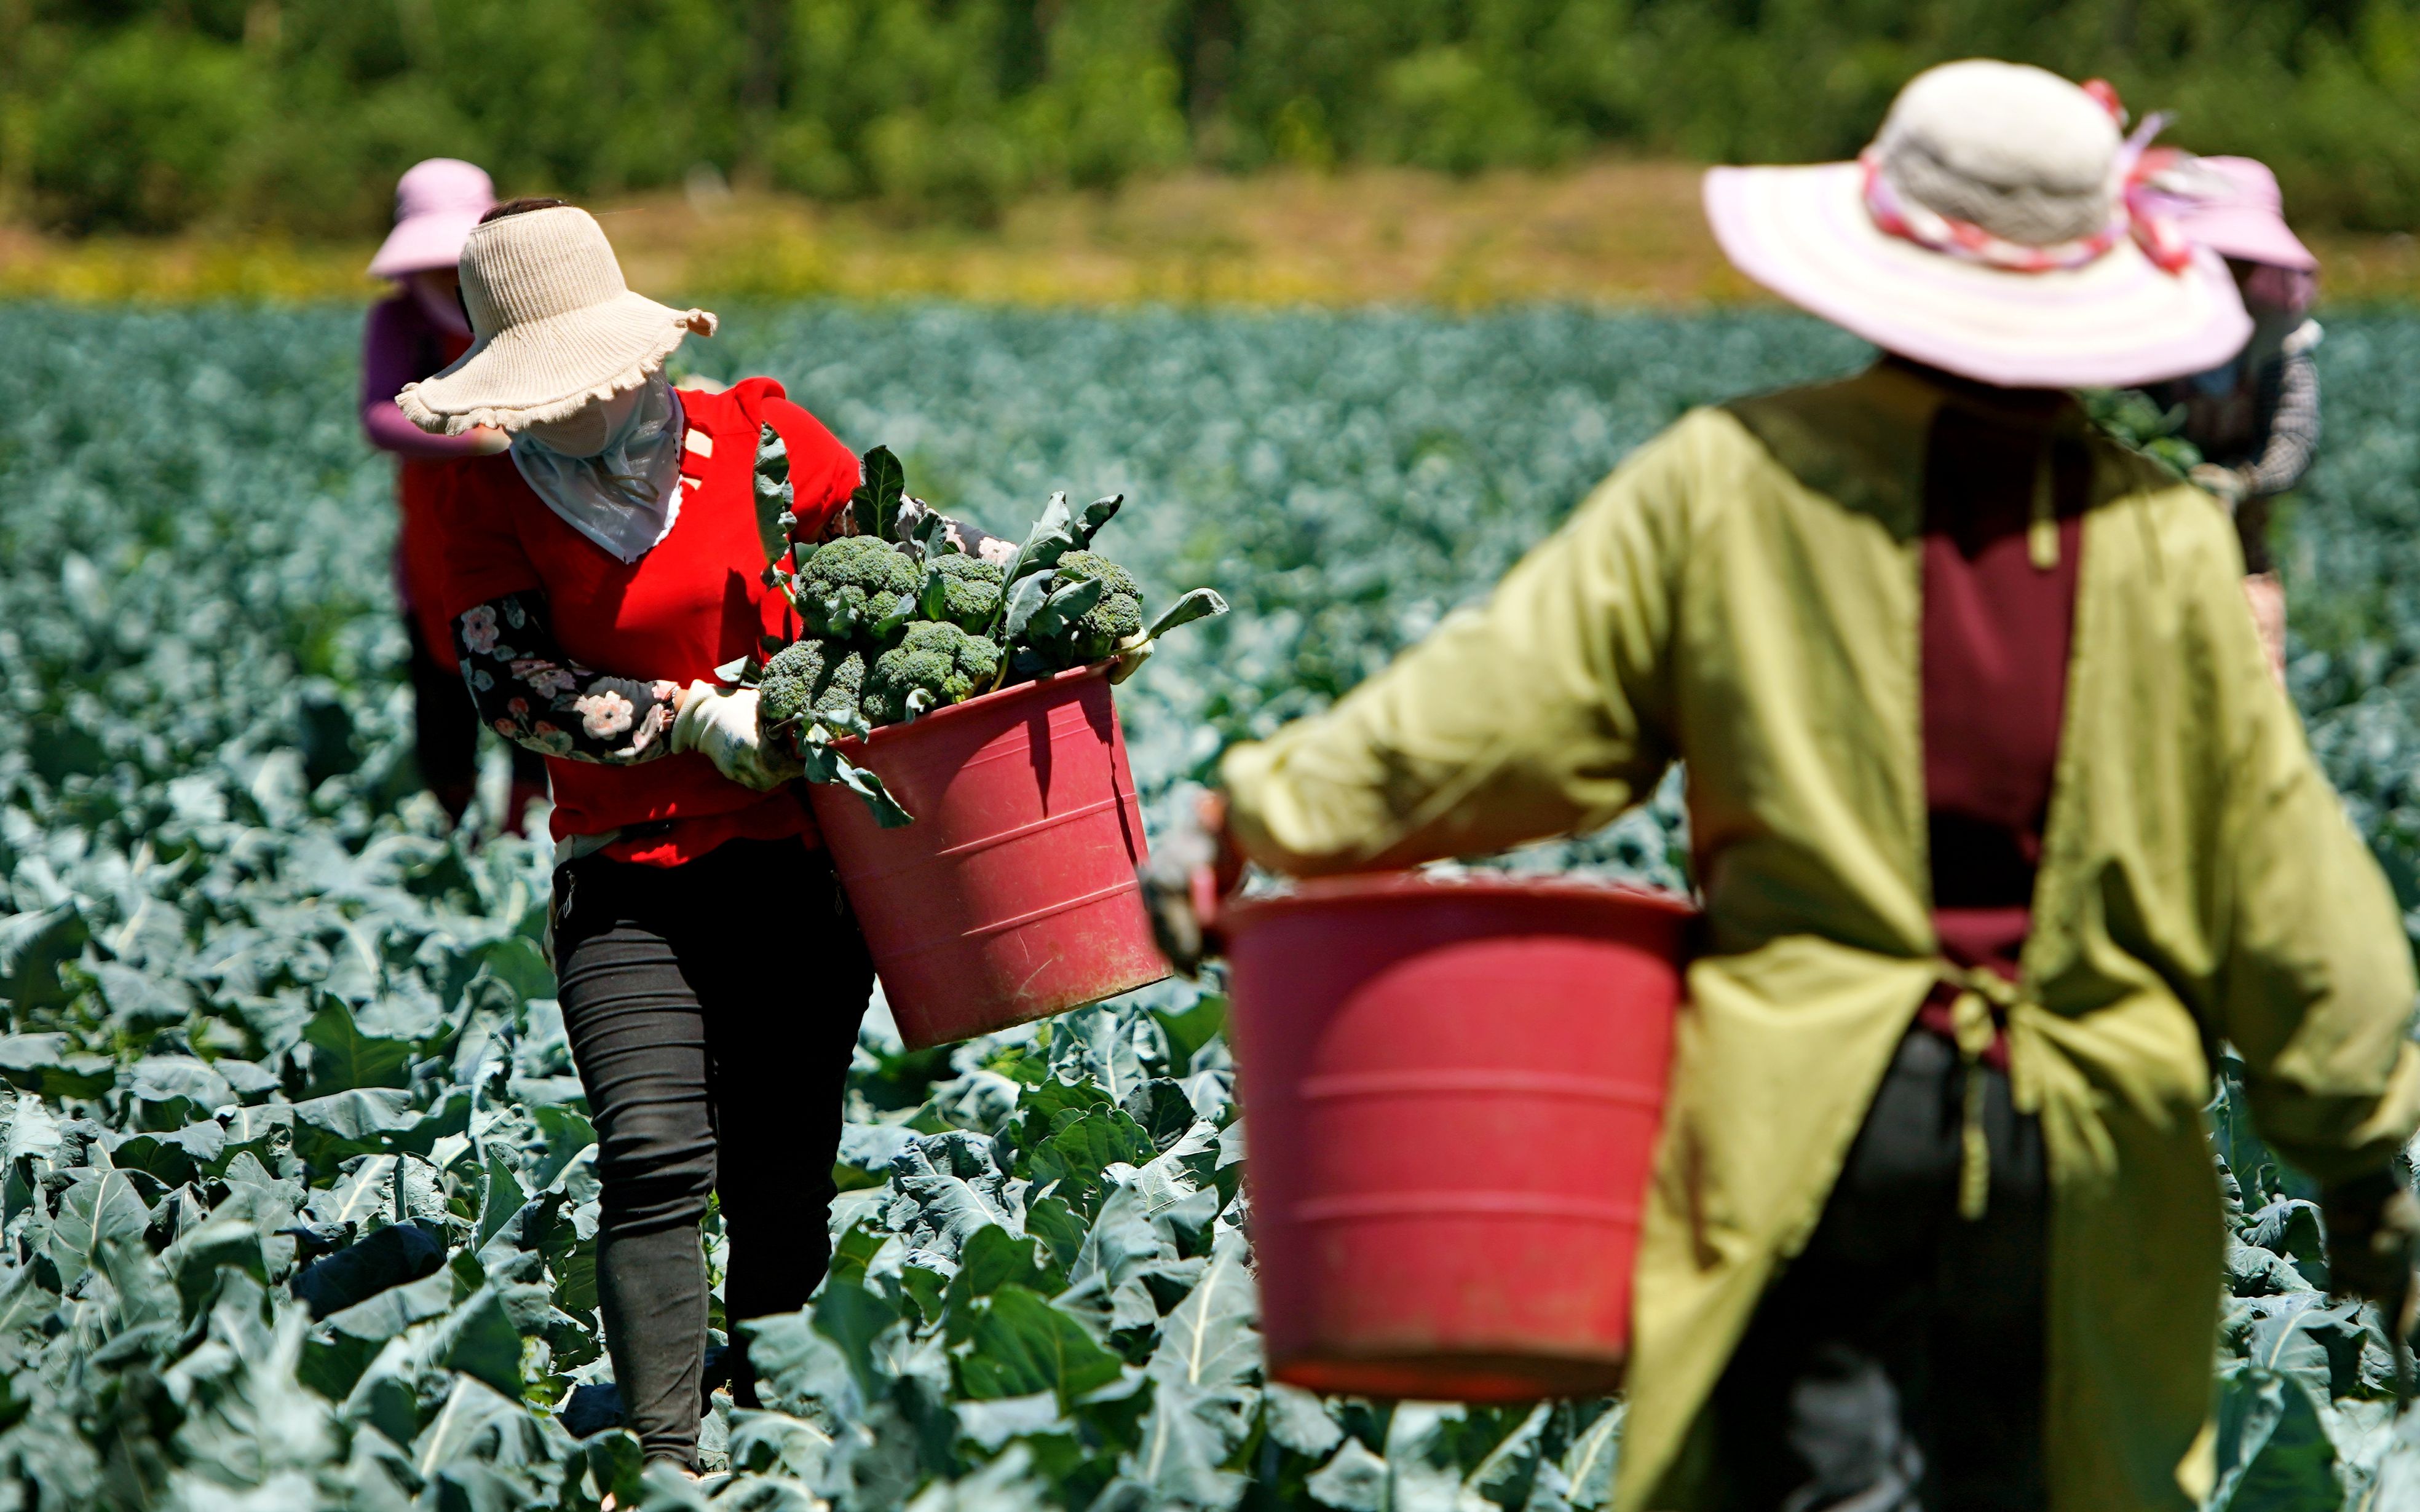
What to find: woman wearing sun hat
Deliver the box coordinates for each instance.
[2146,155,2326,679]
[360,158,548,830]
[401,197,1000,1470]
[1147,60,2419,1510]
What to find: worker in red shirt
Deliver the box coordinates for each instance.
[359,159,546,830]
[399,197,998,1470]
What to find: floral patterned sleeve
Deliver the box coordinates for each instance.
[454,594,682,764]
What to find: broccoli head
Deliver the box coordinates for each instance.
[1070,589,1145,664]
[1050,549,1148,663]
[862,620,1004,726]
[757,638,868,745]
[1053,550,1140,602]
[930,551,1005,631]
[793,535,919,640]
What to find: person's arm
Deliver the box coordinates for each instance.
[361,297,496,460]
[2243,343,2322,498]
[2210,565,2420,1189]
[454,592,684,764]
[1217,418,1692,876]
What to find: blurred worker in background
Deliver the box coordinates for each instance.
[2148,156,2324,680]
[361,157,547,832]
[1147,61,2418,1512]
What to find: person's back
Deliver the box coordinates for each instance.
[1159,61,2420,1512]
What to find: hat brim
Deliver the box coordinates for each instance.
[395,291,717,435]
[367,211,485,280]
[1705,163,2252,389]
[2180,207,2319,274]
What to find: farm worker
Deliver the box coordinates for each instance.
[2145,155,2324,680]
[1149,62,2420,1511]
[359,157,547,831]
[398,198,997,1471]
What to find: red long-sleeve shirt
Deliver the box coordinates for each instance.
[434,377,862,865]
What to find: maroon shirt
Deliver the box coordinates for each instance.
[1911,388,2089,1061]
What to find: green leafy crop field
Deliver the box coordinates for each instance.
[2,304,2418,1510]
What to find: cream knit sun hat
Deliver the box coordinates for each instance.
[397,205,718,435]
[1703,60,2250,388]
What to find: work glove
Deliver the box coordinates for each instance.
[1107,629,1153,686]
[1137,791,1242,977]
[2322,1168,2420,1336]
[2189,462,2253,513]
[670,682,802,792]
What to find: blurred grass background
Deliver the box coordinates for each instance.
[2,1,2418,305]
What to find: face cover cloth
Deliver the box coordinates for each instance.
[510,376,687,564]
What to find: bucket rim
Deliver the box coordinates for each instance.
[828,660,1111,758]
[1222,871,1698,930]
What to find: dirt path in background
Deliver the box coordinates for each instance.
[4,161,2413,307]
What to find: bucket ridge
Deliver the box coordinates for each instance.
[1298,1069,1665,1107]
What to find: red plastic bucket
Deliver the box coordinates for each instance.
[1223,874,1692,1401]
[807,664,1169,1049]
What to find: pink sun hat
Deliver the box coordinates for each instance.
[2163,156,2317,272]
[366,159,496,280]
[1704,60,2250,389]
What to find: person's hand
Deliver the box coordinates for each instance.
[2189,462,2251,512]
[2322,1168,2420,1333]
[1107,629,1153,685]
[467,424,512,457]
[1137,791,1243,977]
[670,682,802,792]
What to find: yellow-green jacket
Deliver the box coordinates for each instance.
[1219,363,2420,1511]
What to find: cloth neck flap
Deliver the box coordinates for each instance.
[510,376,687,564]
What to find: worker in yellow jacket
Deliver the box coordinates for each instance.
[1150,61,2420,1512]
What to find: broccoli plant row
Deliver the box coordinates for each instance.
[749,447,1228,824]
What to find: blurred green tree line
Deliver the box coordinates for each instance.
[2,0,2416,235]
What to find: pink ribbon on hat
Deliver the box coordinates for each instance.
[1862,79,2193,277]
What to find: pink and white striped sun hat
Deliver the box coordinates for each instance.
[367,159,495,280]
[1704,60,2250,388]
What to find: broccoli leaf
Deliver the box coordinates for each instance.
[869,596,919,643]
[798,741,913,827]
[1001,572,1053,643]
[799,587,861,642]
[820,706,873,741]
[919,564,951,623]
[1006,492,1077,583]
[1144,588,1230,642]
[851,446,908,541]
[1075,494,1123,547]
[1028,576,1107,641]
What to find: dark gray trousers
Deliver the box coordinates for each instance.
[555,838,872,1467]
[1708,1029,2048,1512]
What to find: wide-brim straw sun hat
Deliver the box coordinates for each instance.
[366,158,494,280]
[1703,60,2250,389]
[397,205,717,435]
